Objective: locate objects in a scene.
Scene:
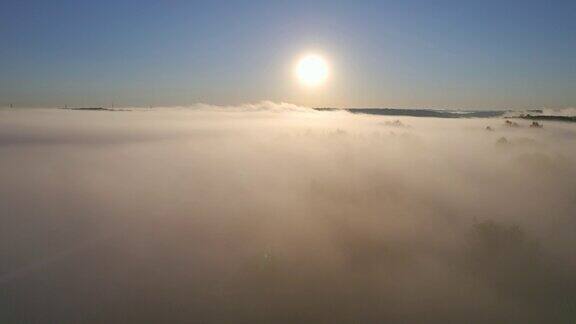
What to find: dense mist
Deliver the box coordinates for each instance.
[1,104,575,323]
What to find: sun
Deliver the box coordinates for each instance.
[295,54,329,87]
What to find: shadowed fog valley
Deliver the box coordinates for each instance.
[0,105,575,323]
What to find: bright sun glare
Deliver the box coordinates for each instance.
[296,54,329,87]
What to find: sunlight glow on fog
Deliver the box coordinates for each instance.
[0,104,575,322]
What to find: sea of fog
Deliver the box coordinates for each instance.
[0,104,575,322]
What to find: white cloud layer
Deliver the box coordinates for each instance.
[0,104,575,322]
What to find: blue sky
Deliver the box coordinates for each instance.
[1,0,575,109]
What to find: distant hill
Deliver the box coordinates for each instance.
[517,114,576,123]
[315,108,576,122]
[315,108,505,118]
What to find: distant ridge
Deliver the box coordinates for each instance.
[516,114,576,123]
[315,108,576,123]
[61,107,131,112]
[315,108,506,118]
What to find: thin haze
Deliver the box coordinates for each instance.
[0,106,575,322]
[1,0,575,109]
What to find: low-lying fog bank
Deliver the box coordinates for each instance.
[1,104,575,323]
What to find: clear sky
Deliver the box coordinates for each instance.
[1,0,575,109]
